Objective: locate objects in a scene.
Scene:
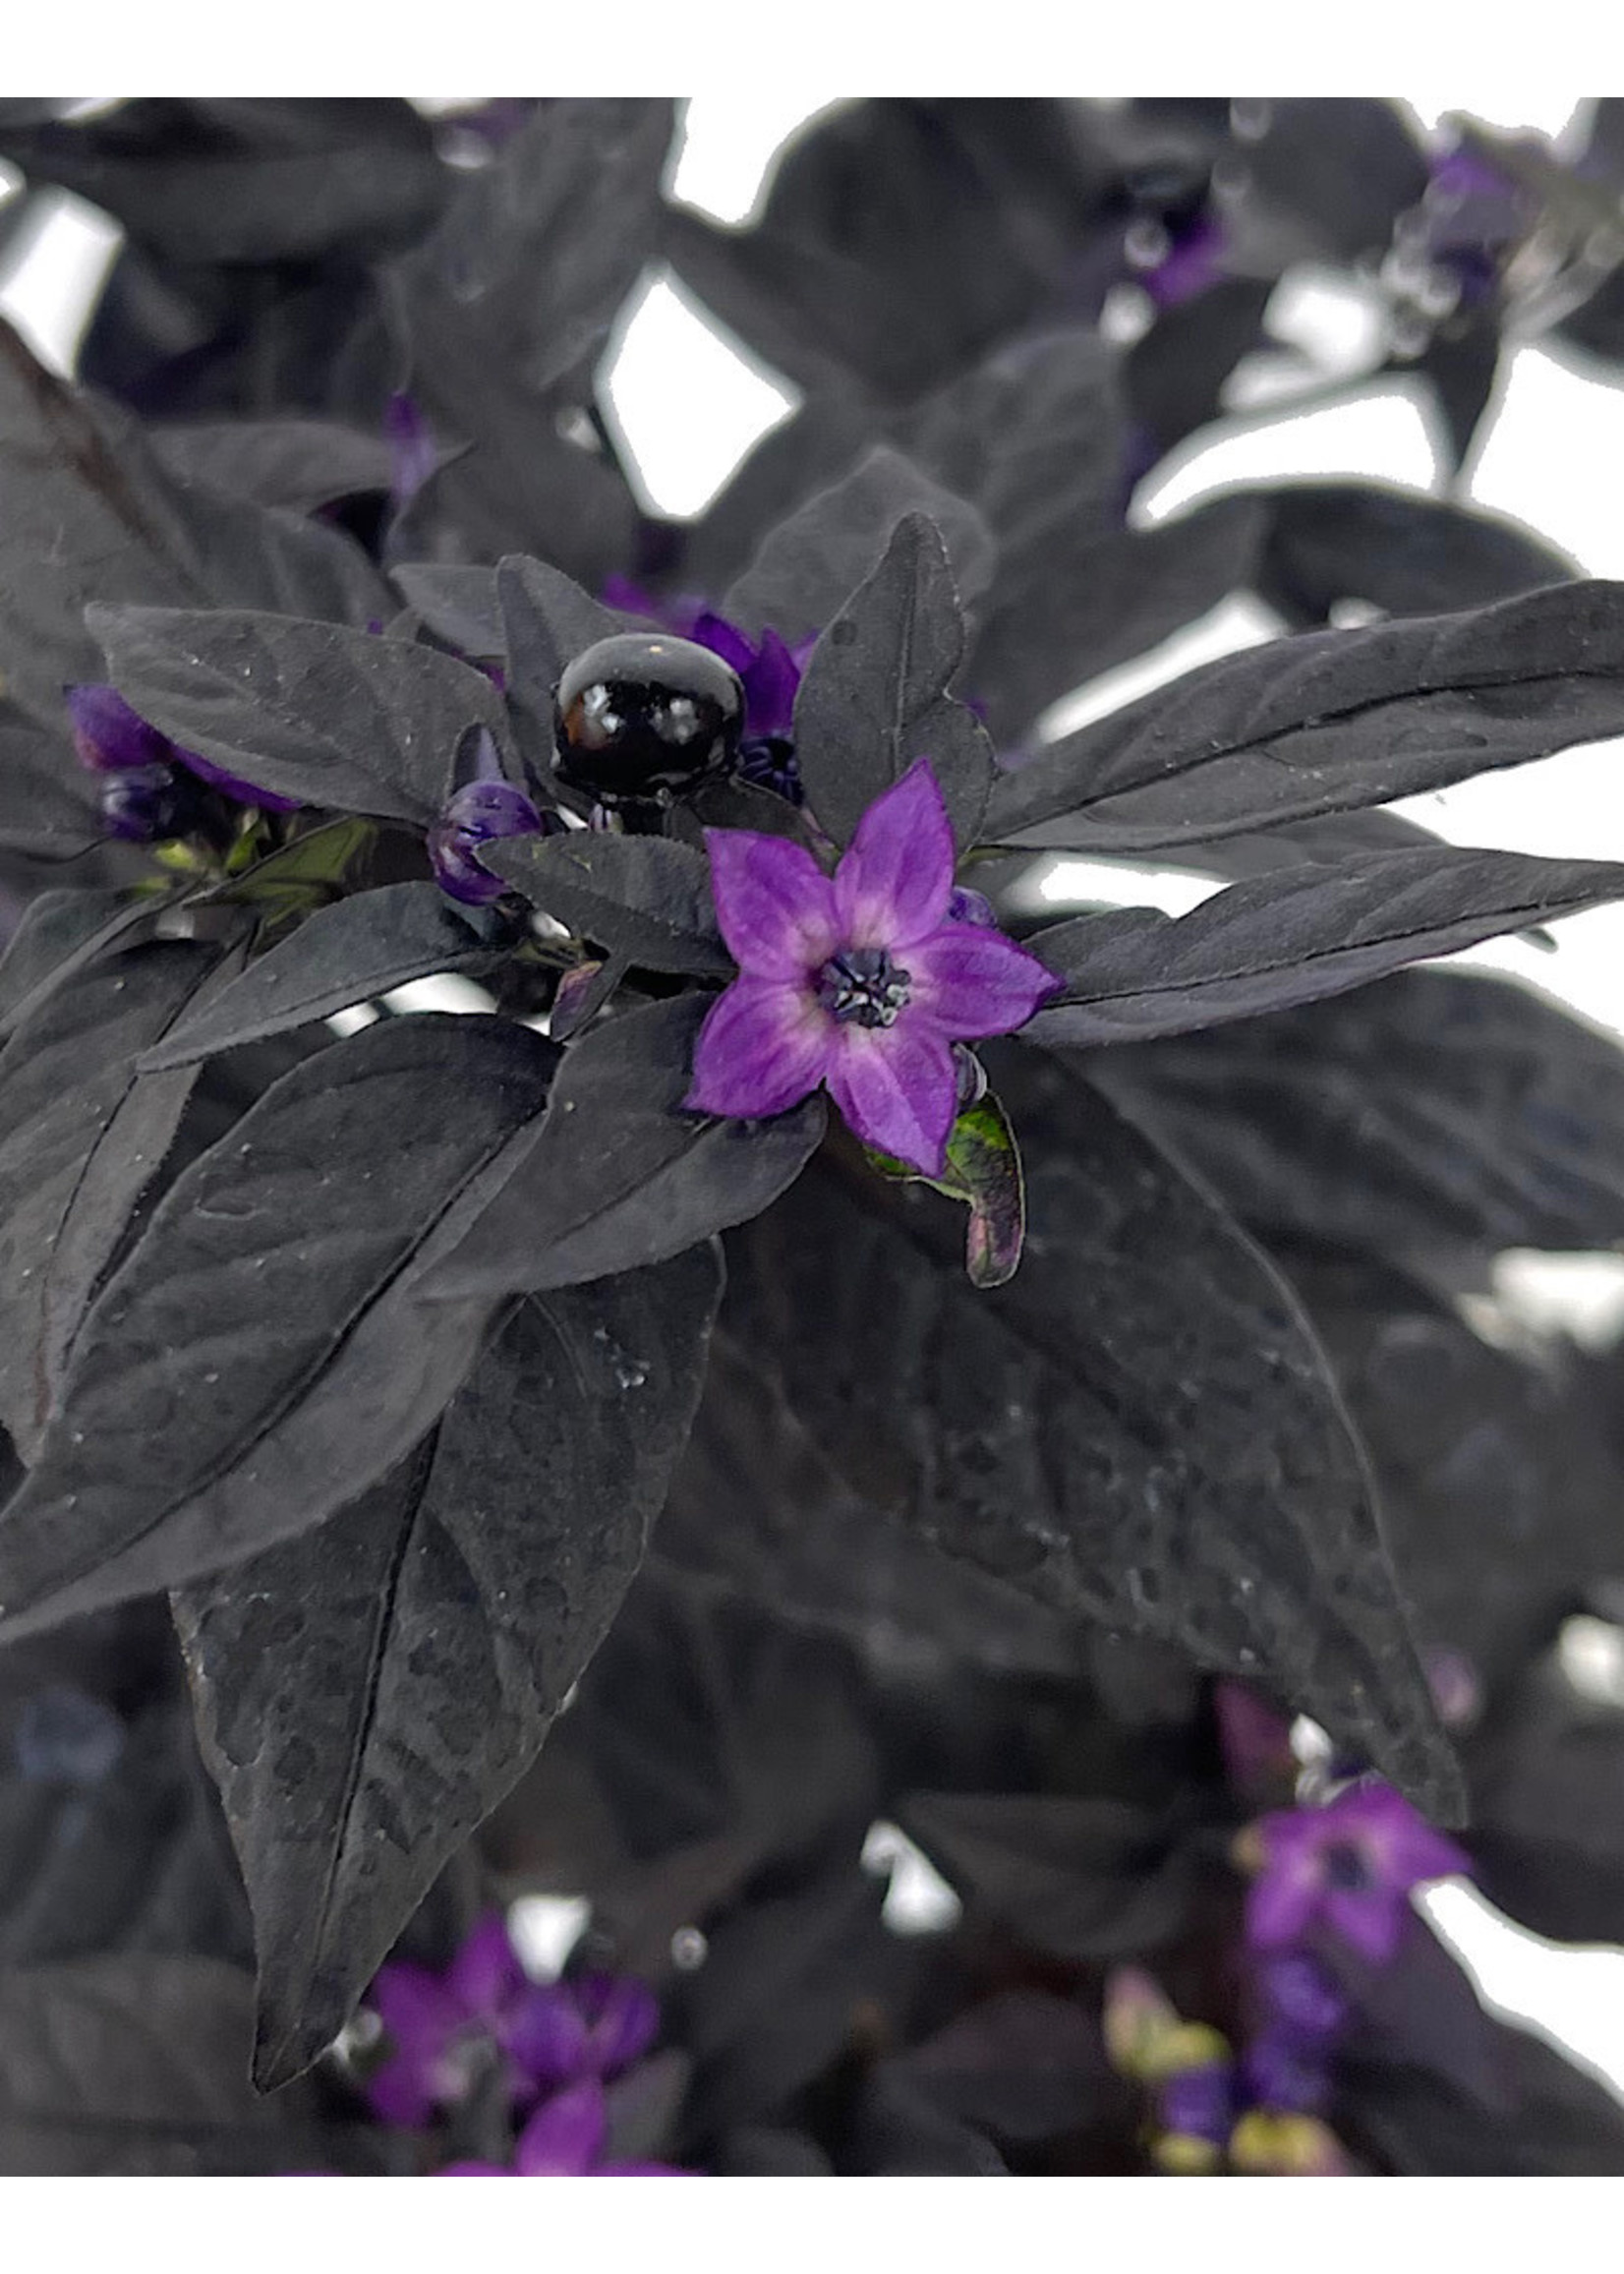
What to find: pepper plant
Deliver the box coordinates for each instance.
[2,96,1624,2176]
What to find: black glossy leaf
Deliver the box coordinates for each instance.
[399,99,677,397]
[1095,966,1624,1261]
[1255,481,1575,631]
[174,1246,721,2086]
[966,494,1265,745]
[724,1052,1462,1819]
[0,705,100,856]
[1126,280,1275,458]
[88,605,509,825]
[723,447,997,648]
[655,1326,1088,1681]
[148,418,398,512]
[1238,98,1428,262]
[0,940,238,1465]
[0,1013,560,1633]
[1462,1656,1624,1940]
[1414,313,1504,479]
[0,1955,388,2175]
[420,994,827,1301]
[138,885,495,1073]
[497,553,622,697]
[986,580,1624,846]
[485,834,730,977]
[1026,846,1624,1045]
[389,562,505,659]
[872,1990,1125,2147]
[675,391,881,602]
[895,1790,1198,1961]
[483,1568,883,1976]
[0,99,448,264]
[0,888,172,1041]
[897,327,1125,562]
[1280,1253,1623,1687]
[0,319,390,730]
[791,513,994,849]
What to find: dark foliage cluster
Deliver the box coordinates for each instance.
[0,95,1623,2176]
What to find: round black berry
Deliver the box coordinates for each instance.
[552,634,743,808]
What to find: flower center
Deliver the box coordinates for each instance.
[1319,1838,1372,1892]
[818,947,911,1029]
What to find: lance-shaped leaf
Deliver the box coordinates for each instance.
[1255,481,1574,631]
[389,562,505,659]
[724,1051,1463,1821]
[419,994,827,1301]
[0,1954,396,2175]
[0,318,390,730]
[791,513,994,849]
[1024,845,1624,1046]
[399,98,677,397]
[495,553,623,776]
[0,705,100,856]
[173,1244,722,2088]
[0,888,177,1041]
[986,580,1624,845]
[723,446,997,647]
[138,884,497,1073]
[1127,279,1275,458]
[966,494,1265,745]
[147,417,399,513]
[0,1013,560,1635]
[0,98,448,265]
[1094,966,1624,1263]
[87,604,509,825]
[484,833,730,977]
[0,940,241,1465]
[1239,97,1429,262]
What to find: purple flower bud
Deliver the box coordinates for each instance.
[948,885,998,928]
[99,763,183,842]
[1157,2059,1233,2145]
[1254,1952,1347,2042]
[429,779,551,905]
[575,1972,660,2076]
[386,390,438,516]
[1243,2027,1333,2116]
[66,684,171,775]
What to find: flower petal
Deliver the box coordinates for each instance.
[365,2051,439,2131]
[369,1962,464,2063]
[827,1018,957,1176]
[690,609,759,677]
[907,925,1062,1038]
[684,976,832,1121]
[1244,1867,1318,1953]
[739,626,801,741]
[833,759,955,951]
[705,828,840,979]
[577,1974,660,2076]
[447,1910,527,2020]
[1322,1888,1408,1966]
[515,2077,607,2176]
[504,1982,591,2090]
[436,2160,513,2178]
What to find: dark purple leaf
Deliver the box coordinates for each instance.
[484,833,731,978]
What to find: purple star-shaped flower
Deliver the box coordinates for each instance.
[439,2077,691,2179]
[684,759,1060,1177]
[364,1914,660,2130]
[1246,1782,1471,1967]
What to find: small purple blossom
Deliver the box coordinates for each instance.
[438,2077,692,2178]
[1157,2057,1234,2146]
[1136,208,1226,310]
[1253,1951,1347,2043]
[66,683,171,775]
[429,779,552,905]
[1246,1782,1471,1967]
[1242,2027,1333,2117]
[684,759,1060,1177]
[385,391,438,517]
[364,1912,662,2131]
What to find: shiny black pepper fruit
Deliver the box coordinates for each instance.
[552,633,744,808]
